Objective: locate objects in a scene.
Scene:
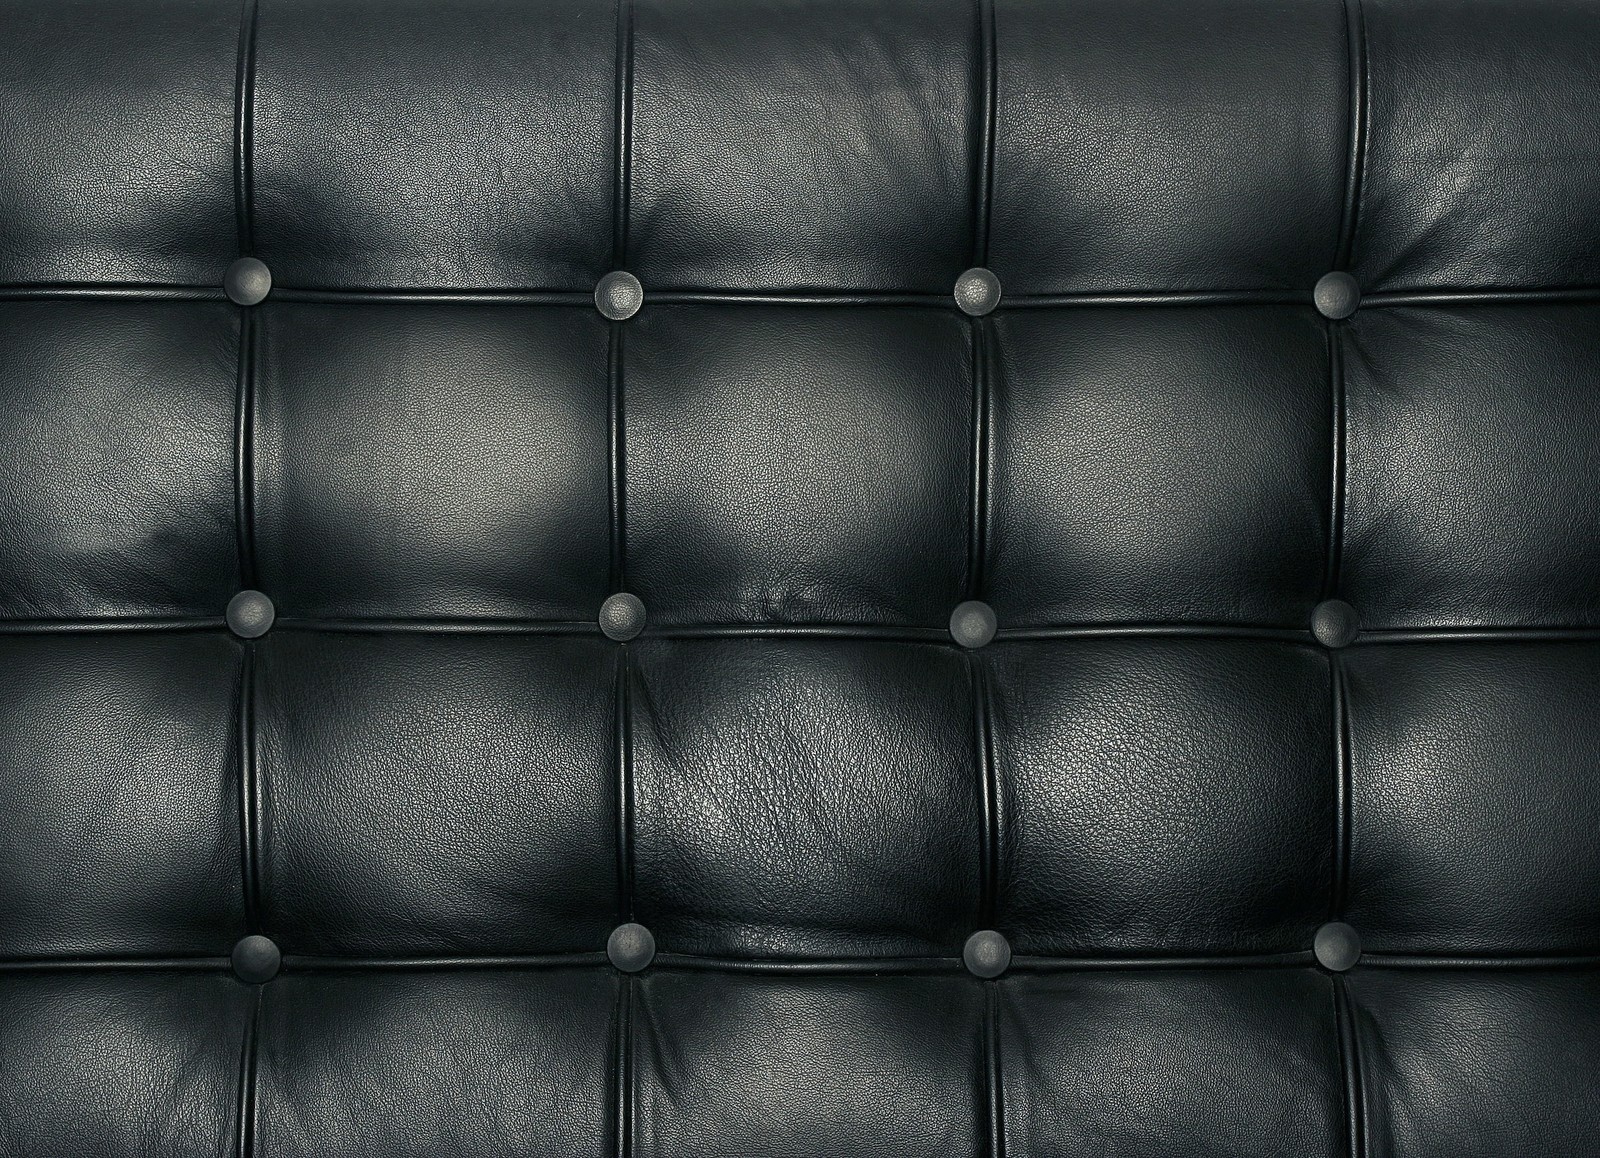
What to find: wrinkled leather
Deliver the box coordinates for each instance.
[3,0,1599,1155]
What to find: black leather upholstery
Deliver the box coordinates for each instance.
[3,0,1599,1154]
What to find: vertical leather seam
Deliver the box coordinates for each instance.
[967,299,1003,1158]
[615,645,636,922]
[983,980,1006,1158]
[972,653,998,926]
[966,317,992,599]
[1322,319,1347,600]
[1335,0,1367,271]
[610,640,638,1158]
[234,311,259,589]
[1333,975,1369,1158]
[971,0,998,266]
[232,0,260,255]
[233,966,264,1158]
[1331,650,1352,916]
[612,0,636,269]
[608,322,627,592]
[238,641,261,931]
[612,975,636,1158]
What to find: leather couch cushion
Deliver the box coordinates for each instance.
[2,0,1598,1155]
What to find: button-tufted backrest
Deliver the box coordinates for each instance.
[2,0,1599,1155]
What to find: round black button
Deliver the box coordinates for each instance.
[599,593,646,641]
[1313,921,1362,972]
[950,600,997,649]
[226,590,276,639]
[231,934,281,983]
[595,271,644,320]
[963,930,1011,978]
[225,257,272,306]
[1313,271,1360,320]
[607,922,656,973]
[955,267,1002,316]
[1310,599,1360,649]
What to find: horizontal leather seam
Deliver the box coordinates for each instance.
[2,951,1595,973]
[6,618,1600,644]
[6,284,1600,307]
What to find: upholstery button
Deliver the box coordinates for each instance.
[1313,271,1360,320]
[607,922,656,972]
[226,590,276,639]
[599,592,646,641]
[1310,599,1360,648]
[963,930,1011,978]
[949,600,997,649]
[595,270,644,320]
[231,934,281,983]
[1313,921,1362,972]
[224,257,272,306]
[954,267,1002,316]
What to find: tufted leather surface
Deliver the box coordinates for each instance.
[3,0,1600,1154]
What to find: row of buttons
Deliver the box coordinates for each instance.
[221,258,1366,320]
[224,590,1365,648]
[223,922,1363,985]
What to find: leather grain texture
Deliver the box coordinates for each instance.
[2,0,1598,1155]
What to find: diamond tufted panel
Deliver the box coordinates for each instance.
[2,0,1599,1155]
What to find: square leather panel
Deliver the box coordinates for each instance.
[629,0,975,292]
[633,973,983,1158]
[0,0,238,285]
[988,0,1348,294]
[988,638,1333,955]
[254,303,611,621]
[0,633,244,958]
[1350,970,1600,1158]
[625,306,970,625]
[0,301,239,620]
[252,0,616,290]
[1355,0,1600,290]
[986,306,1329,626]
[256,971,615,1158]
[1341,304,1600,628]
[1344,643,1600,954]
[1000,971,1345,1158]
[256,633,617,956]
[0,974,251,1158]
[630,639,978,957]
